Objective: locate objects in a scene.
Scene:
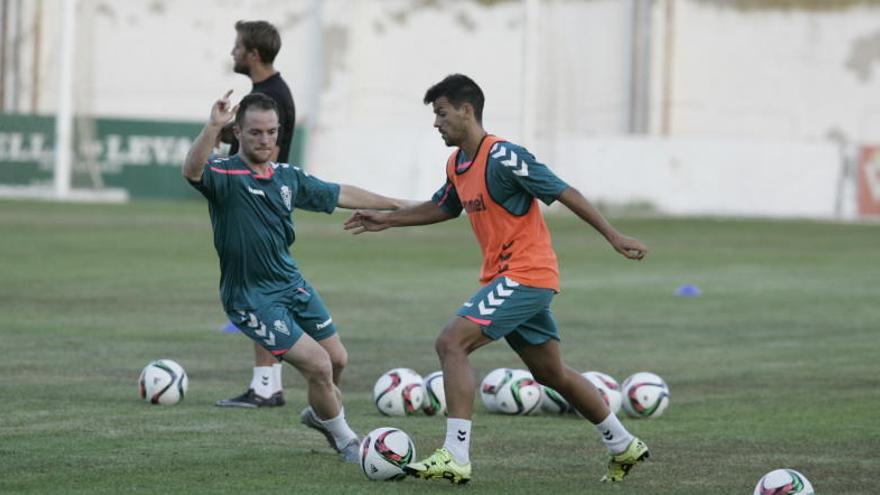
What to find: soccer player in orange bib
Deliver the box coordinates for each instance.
[345,74,650,484]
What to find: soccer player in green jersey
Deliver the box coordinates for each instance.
[184,90,408,462]
[345,74,650,483]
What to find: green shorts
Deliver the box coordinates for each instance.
[226,280,336,358]
[456,276,559,352]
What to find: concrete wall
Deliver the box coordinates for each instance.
[3,0,878,217]
[660,1,880,142]
[553,138,843,218]
[16,0,874,140]
[309,131,846,219]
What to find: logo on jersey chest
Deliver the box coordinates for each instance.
[247,186,265,197]
[280,185,291,210]
[462,193,487,213]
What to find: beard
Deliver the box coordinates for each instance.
[241,147,272,166]
[440,132,459,147]
[233,62,250,76]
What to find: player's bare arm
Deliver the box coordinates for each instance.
[557,187,647,260]
[344,200,454,234]
[182,90,238,182]
[336,185,414,211]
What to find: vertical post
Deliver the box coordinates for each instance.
[31,0,42,113]
[11,0,22,112]
[521,0,539,145]
[54,0,76,198]
[1,0,9,110]
[304,0,323,166]
[629,0,652,134]
[661,0,676,136]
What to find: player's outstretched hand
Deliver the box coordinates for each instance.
[609,233,647,260]
[344,210,392,234]
[210,90,239,128]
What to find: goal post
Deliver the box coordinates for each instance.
[0,0,127,203]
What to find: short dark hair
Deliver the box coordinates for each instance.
[423,74,485,123]
[235,20,281,64]
[235,92,279,126]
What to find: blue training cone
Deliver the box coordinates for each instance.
[674,284,702,297]
[221,321,240,333]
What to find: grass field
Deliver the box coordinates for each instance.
[0,199,877,494]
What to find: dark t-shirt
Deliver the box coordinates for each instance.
[230,72,296,163]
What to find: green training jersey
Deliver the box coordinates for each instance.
[189,155,340,311]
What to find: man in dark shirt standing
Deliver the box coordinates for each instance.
[216,20,303,408]
[226,20,296,164]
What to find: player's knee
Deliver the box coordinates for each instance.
[434,334,449,358]
[437,322,487,361]
[306,359,334,387]
[435,326,465,358]
[434,335,460,360]
[330,347,348,375]
[298,347,334,386]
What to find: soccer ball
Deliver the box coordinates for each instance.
[753,469,814,495]
[359,427,416,481]
[621,372,670,418]
[373,368,425,416]
[422,371,446,416]
[583,371,622,415]
[479,368,514,412]
[480,368,516,412]
[540,385,571,414]
[494,369,543,415]
[138,359,188,405]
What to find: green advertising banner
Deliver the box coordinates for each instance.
[0,113,56,186]
[0,113,305,200]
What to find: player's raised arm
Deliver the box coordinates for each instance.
[344,201,455,234]
[557,186,647,260]
[336,185,415,211]
[182,90,238,182]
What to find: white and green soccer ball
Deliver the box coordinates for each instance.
[138,359,188,405]
[583,371,622,415]
[494,369,543,415]
[422,371,446,416]
[372,368,425,416]
[540,385,571,414]
[359,427,416,481]
[480,367,514,413]
[753,469,814,495]
[621,371,670,419]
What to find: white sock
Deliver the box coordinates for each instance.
[249,366,274,399]
[595,412,634,454]
[442,418,472,465]
[271,363,283,394]
[317,407,358,450]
